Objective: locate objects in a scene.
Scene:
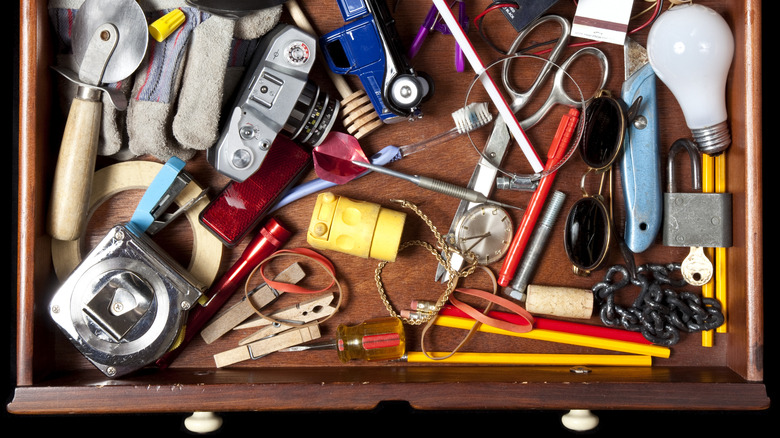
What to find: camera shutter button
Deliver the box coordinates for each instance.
[232,149,252,169]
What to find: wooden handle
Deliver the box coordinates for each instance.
[48,95,102,241]
[286,0,354,99]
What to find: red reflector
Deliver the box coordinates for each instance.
[200,137,312,247]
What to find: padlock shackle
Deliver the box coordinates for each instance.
[666,138,702,193]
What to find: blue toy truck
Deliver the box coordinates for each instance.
[320,0,433,123]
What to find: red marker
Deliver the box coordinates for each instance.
[498,108,579,287]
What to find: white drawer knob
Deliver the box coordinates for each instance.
[561,409,599,431]
[184,411,223,434]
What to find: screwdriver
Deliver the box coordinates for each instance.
[283,317,406,362]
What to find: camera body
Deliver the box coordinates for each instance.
[208,24,339,182]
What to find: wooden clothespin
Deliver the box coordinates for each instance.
[200,262,306,344]
[233,291,334,330]
[237,293,337,345]
[213,324,321,368]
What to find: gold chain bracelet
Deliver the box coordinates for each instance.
[375,199,479,325]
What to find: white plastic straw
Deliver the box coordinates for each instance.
[431,0,544,173]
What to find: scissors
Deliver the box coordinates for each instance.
[434,15,609,282]
[501,18,609,131]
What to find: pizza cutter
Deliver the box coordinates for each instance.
[48,0,148,241]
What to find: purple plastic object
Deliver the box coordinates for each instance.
[407,2,467,72]
[408,6,438,58]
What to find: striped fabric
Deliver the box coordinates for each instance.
[48,6,261,103]
[48,7,76,54]
[134,7,207,103]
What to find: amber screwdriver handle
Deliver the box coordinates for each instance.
[47,88,102,241]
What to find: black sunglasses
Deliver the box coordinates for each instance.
[563,90,631,276]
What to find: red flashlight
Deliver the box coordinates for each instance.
[155,217,291,369]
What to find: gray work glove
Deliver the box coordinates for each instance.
[48,0,282,161]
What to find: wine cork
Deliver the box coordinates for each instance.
[525,285,593,319]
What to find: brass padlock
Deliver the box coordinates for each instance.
[663,139,732,248]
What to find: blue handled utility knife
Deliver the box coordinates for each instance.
[620,37,662,253]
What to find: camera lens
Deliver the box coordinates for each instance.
[283,80,340,148]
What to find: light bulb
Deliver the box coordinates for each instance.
[647,3,734,155]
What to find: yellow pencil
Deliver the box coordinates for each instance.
[405,351,652,366]
[715,153,728,333]
[701,153,715,347]
[433,315,670,358]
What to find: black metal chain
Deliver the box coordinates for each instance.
[592,263,725,346]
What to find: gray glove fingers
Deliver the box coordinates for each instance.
[172,6,283,151]
[127,99,197,161]
[221,6,283,109]
[127,6,206,161]
[170,15,236,151]
[233,5,283,40]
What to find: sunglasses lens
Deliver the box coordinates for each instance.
[581,96,623,169]
[564,197,610,272]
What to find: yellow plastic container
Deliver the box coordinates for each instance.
[307,193,406,262]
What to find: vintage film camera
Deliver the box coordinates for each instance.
[207,23,340,182]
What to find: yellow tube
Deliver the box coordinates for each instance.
[715,153,728,333]
[701,153,715,346]
[405,351,652,366]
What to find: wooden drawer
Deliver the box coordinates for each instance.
[12,0,768,427]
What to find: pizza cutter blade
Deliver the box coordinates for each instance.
[48,0,148,242]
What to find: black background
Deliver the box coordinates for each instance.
[8,1,775,434]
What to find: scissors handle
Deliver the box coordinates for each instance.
[521,46,609,130]
[502,15,571,112]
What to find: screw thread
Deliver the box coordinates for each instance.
[504,190,567,300]
[691,121,731,155]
